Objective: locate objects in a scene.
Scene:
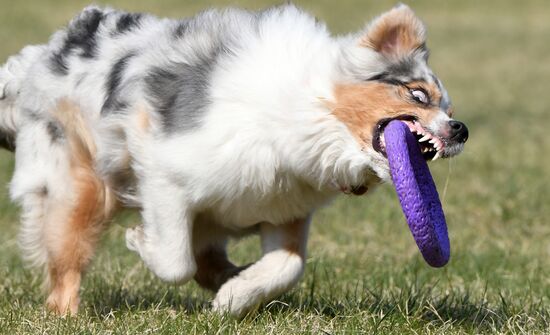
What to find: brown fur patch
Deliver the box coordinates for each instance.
[45,269,81,315]
[282,218,309,257]
[136,106,151,132]
[328,82,443,146]
[44,99,117,315]
[361,6,425,57]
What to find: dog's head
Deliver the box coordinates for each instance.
[331,5,468,182]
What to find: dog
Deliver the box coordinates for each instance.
[0,3,468,317]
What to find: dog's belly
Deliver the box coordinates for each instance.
[204,187,336,229]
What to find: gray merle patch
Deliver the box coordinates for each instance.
[47,121,64,143]
[113,13,143,35]
[49,8,105,75]
[173,20,190,38]
[144,48,225,133]
[102,52,136,114]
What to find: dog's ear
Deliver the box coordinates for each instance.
[361,4,426,59]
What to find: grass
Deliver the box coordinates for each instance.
[1,0,549,333]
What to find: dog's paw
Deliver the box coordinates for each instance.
[212,278,262,318]
[126,226,196,284]
[46,286,80,316]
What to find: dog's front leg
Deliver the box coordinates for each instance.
[212,217,311,317]
[126,175,196,284]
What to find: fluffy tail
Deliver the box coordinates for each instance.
[0,45,45,150]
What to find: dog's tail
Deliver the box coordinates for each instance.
[0,45,45,151]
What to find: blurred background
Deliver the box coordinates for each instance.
[0,0,548,333]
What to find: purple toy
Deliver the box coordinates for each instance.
[384,121,450,267]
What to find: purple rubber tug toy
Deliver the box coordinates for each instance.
[384,120,450,267]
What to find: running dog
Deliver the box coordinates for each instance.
[0,4,468,316]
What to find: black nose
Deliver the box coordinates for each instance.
[448,120,468,143]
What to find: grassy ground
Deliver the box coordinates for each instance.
[1,0,549,334]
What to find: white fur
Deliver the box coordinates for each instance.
[11,122,74,269]
[0,4,457,316]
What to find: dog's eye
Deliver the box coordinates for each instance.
[410,89,429,105]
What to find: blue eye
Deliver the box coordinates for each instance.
[410,89,429,105]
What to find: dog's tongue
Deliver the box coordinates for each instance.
[384,121,450,267]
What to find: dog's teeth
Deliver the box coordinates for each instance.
[419,135,431,142]
[429,139,437,144]
[432,151,441,161]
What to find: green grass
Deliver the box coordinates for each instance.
[1,0,549,333]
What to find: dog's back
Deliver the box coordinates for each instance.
[0,5,338,314]
[0,5,313,126]
[0,4,331,188]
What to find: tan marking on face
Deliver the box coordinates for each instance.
[328,82,443,147]
[361,5,425,57]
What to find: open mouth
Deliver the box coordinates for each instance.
[372,115,445,161]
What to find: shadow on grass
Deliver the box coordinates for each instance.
[80,275,549,333]
[261,282,550,332]
[73,262,549,332]
[82,275,211,318]
[255,262,550,332]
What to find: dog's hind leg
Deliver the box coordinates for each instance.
[212,217,311,317]
[192,220,251,292]
[43,164,113,315]
[194,245,250,292]
[44,99,115,315]
[11,100,115,315]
